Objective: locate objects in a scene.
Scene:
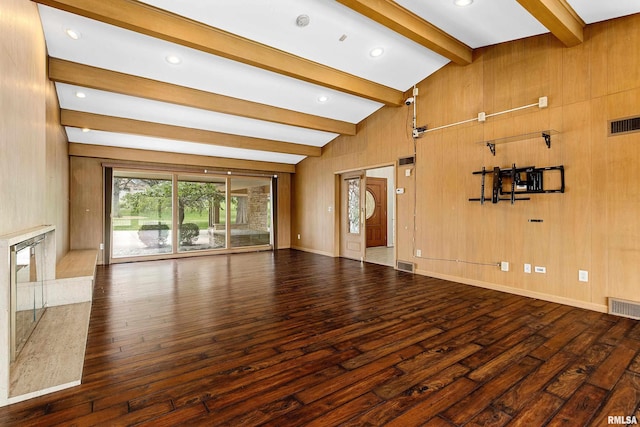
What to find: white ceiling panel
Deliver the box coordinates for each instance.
[66,128,306,164]
[137,0,451,91]
[395,0,547,48]
[38,5,382,124]
[56,83,338,147]
[567,0,640,24]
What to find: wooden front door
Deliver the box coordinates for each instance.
[365,177,387,248]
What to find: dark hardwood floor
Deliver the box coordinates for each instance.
[1,249,639,426]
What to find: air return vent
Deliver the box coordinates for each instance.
[397,260,415,273]
[399,156,415,166]
[608,297,640,320]
[609,116,640,136]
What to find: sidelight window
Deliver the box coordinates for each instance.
[347,178,361,234]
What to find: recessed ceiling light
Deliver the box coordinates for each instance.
[65,28,81,40]
[369,47,384,58]
[317,95,329,103]
[453,0,473,6]
[165,55,182,65]
[75,91,86,99]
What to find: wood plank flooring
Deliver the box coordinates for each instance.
[1,249,639,426]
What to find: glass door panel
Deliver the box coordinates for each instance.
[112,171,173,258]
[177,175,227,252]
[347,177,361,234]
[230,178,272,248]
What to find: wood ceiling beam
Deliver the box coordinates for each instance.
[49,58,355,136]
[336,0,472,65]
[69,143,296,173]
[61,110,322,157]
[34,0,404,106]
[516,0,584,47]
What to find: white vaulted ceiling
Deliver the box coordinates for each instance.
[36,0,640,169]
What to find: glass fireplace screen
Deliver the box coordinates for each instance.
[10,235,46,362]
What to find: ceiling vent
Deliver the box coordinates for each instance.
[609,116,640,136]
[399,156,415,166]
[397,260,415,273]
[608,297,640,320]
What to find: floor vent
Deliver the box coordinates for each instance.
[396,260,415,273]
[608,297,640,320]
[609,116,640,136]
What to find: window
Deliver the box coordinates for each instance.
[347,178,360,234]
[177,175,226,252]
[110,169,272,261]
[112,172,173,258]
[230,178,272,248]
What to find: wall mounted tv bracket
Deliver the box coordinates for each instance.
[469,164,565,204]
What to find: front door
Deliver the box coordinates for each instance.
[365,177,387,247]
[340,172,365,261]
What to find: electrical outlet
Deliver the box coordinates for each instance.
[99,243,104,250]
[297,234,301,240]
[416,249,422,257]
[534,266,546,274]
[501,261,509,272]
[579,270,589,282]
[524,263,531,274]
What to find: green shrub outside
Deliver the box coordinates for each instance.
[180,223,200,245]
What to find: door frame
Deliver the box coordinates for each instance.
[336,163,396,262]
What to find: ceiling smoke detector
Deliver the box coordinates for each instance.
[296,14,310,27]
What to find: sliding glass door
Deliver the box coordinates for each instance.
[230,177,272,248]
[177,175,226,252]
[112,171,173,258]
[110,169,272,261]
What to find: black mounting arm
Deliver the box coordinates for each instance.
[469,164,564,205]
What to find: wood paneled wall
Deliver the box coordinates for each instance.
[276,173,291,249]
[292,13,640,311]
[69,157,104,262]
[292,105,415,256]
[46,81,71,259]
[0,0,69,260]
